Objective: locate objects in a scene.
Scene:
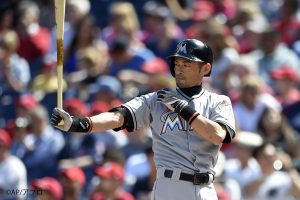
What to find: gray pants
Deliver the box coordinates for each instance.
[151,167,218,200]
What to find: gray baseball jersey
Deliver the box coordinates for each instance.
[122,87,235,175]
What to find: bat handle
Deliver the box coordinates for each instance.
[57,64,63,109]
[57,64,64,126]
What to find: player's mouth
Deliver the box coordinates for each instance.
[176,73,185,79]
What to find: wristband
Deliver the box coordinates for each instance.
[69,117,92,133]
[177,106,199,125]
[188,112,200,125]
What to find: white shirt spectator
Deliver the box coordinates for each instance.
[246,171,293,200]
[233,101,266,132]
[224,158,262,188]
[0,154,27,200]
[0,53,30,93]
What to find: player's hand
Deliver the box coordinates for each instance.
[50,107,73,131]
[157,89,187,112]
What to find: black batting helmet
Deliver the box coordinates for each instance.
[167,39,213,77]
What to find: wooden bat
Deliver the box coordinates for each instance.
[55,0,66,110]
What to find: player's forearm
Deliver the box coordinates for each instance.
[191,115,226,145]
[90,112,124,132]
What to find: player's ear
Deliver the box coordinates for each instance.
[201,63,211,76]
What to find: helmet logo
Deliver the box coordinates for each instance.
[176,43,187,54]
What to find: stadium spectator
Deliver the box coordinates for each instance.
[16,0,51,77]
[257,106,300,159]
[65,46,108,101]
[20,105,65,181]
[64,14,107,73]
[164,0,194,21]
[9,95,39,158]
[0,30,31,122]
[102,2,141,47]
[224,131,263,189]
[122,129,152,192]
[31,177,63,200]
[258,0,284,22]
[130,143,156,200]
[107,35,149,76]
[228,1,269,54]
[201,18,239,92]
[256,27,300,86]
[122,127,152,159]
[142,1,184,60]
[59,167,86,200]
[104,1,155,61]
[32,58,67,98]
[90,162,135,200]
[89,75,124,107]
[0,30,30,93]
[10,116,33,159]
[213,152,241,200]
[273,0,300,47]
[0,129,27,200]
[15,94,39,118]
[270,66,300,107]
[233,75,266,132]
[282,100,300,133]
[244,143,300,199]
[0,6,14,32]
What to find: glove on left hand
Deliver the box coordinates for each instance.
[51,107,73,131]
[157,89,188,113]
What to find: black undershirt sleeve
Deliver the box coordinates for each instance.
[218,123,235,144]
[109,106,134,132]
[223,131,233,143]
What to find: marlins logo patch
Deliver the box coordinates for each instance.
[160,109,193,134]
[176,43,187,54]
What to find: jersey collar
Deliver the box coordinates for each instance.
[176,85,204,100]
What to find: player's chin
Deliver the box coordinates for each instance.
[175,79,187,88]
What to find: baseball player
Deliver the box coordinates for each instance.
[51,39,236,200]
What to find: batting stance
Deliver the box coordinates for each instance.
[51,39,236,200]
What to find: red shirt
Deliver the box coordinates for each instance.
[274,18,300,46]
[17,27,51,62]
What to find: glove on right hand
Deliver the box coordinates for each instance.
[156,89,188,113]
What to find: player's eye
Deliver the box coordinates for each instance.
[183,63,190,68]
[174,62,180,67]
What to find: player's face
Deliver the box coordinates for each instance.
[174,57,208,88]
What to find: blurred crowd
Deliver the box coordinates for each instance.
[0,0,300,199]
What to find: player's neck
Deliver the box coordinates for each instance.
[178,84,202,97]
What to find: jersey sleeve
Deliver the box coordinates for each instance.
[121,92,155,132]
[209,95,236,143]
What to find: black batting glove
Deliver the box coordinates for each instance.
[51,107,92,133]
[51,108,73,131]
[157,89,188,113]
[157,89,200,125]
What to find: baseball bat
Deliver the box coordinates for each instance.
[55,0,66,110]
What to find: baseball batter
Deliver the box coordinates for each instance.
[51,39,236,200]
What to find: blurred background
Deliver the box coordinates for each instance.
[0,0,300,199]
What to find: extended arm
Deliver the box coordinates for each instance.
[90,112,124,132]
[51,108,124,133]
